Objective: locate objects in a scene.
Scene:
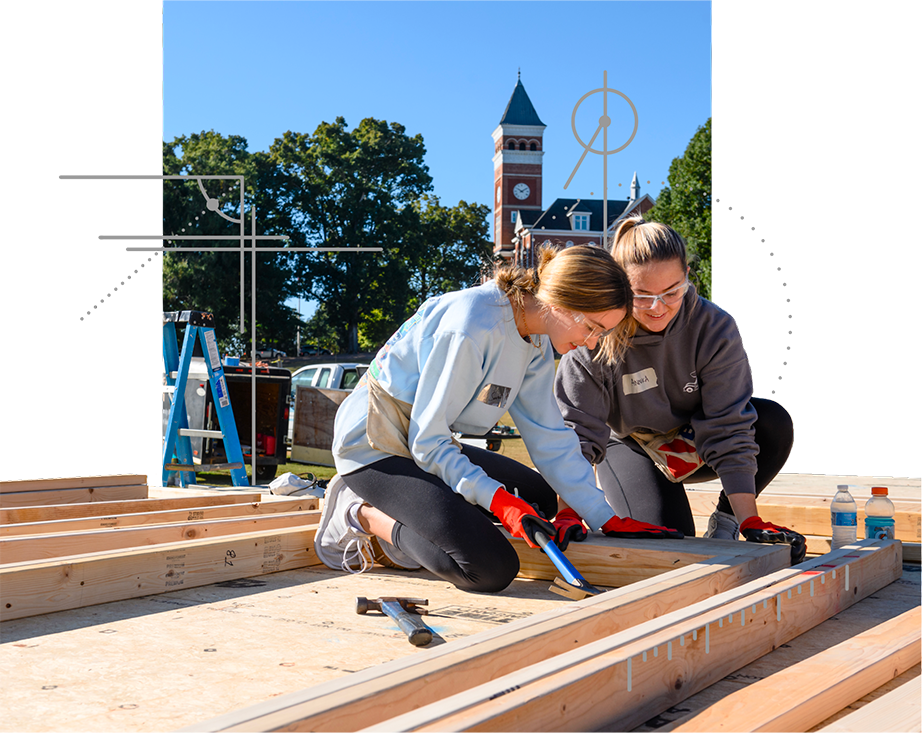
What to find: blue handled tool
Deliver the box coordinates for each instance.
[531,528,604,600]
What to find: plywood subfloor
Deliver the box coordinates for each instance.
[0,564,567,733]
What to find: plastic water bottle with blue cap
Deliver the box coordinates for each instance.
[830,484,858,550]
[864,486,895,541]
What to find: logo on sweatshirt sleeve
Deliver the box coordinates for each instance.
[622,367,658,395]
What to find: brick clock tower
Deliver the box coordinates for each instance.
[492,74,545,260]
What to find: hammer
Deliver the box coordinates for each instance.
[355,596,433,647]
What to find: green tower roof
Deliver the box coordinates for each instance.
[499,76,545,127]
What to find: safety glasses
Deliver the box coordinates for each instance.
[569,311,620,341]
[632,278,689,310]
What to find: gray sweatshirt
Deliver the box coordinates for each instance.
[554,285,759,496]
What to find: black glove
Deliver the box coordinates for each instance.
[551,508,588,552]
[602,515,685,539]
[520,513,560,547]
[490,489,555,549]
[741,516,807,565]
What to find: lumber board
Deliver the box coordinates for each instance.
[664,606,921,731]
[0,484,149,508]
[686,491,921,542]
[0,474,147,493]
[183,543,789,733]
[819,674,922,732]
[0,509,322,564]
[512,533,756,588]
[684,476,921,503]
[362,540,902,732]
[803,534,921,564]
[0,496,318,537]
[0,523,320,621]
[687,525,921,564]
[0,492,265,524]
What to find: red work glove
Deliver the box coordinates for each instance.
[602,515,685,540]
[490,488,557,549]
[552,507,588,552]
[740,516,807,565]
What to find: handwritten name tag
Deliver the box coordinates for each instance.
[622,367,658,395]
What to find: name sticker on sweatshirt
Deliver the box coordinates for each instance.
[622,368,658,395]
[477,384,511,409]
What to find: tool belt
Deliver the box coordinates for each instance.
[366,373,462,459]
[630,424,705,483]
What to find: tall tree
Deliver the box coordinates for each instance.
[163,131,300,354]
[356,195,494,350]
[271,117,434,353]
[644,118,712,298]
[164,119,494,355]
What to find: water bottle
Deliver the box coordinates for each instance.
[830,484,858,550]
[864,486,896,541]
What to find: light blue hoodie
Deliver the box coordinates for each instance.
[332,281,616,530]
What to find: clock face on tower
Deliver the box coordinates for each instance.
[513,183,530,200]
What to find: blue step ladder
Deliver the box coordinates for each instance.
[162,311,250,487]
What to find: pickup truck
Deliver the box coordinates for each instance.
[287,362,369,450]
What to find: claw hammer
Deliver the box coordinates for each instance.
[355,596,433,646]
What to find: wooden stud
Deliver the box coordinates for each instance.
[0,493,265,524]
[360,540,902,733]
[0,510,322,564]
[183,541,788,733]
[0,523,320,621]
[0,475,147,493]
[0,484,149,508]
[0,497,318,537]
[803,535,920,564]
[818,674,922,732]
[512,533,749,588]
[686,491,920,543]
[665,606,921,731]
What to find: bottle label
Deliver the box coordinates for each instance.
[865,517,895,541]
[832,512,857,527]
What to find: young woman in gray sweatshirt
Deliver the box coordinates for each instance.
[554,216,806,564]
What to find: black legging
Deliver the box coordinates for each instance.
[595,398,793,536]
[341,445,557,594]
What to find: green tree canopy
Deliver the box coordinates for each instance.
[164,118,494,355]
[644,118,712,298]
[162,131,299,355]
[270,117,491,352]
[270,117,434,353]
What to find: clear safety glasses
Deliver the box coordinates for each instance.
[569,312,620,341]
[632,278,690,310]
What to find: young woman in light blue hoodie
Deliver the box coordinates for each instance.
[314,244,683,593]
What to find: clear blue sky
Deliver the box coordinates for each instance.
[164,0,711,317]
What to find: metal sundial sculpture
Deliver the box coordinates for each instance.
[564,71,638,245]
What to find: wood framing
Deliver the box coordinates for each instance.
[665,606,920,731]
[802,535,920,563]
[686,490,921,543]
[0,492,265,524]
[0,483,149,508]
[357,540,902,732]
[0,509,321,563]
[0,496,317,537]
[819,675,922,732]
[0,523,320,621]
[183,540,789,732]
[512,533,744,587]
[0,475,147,493]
